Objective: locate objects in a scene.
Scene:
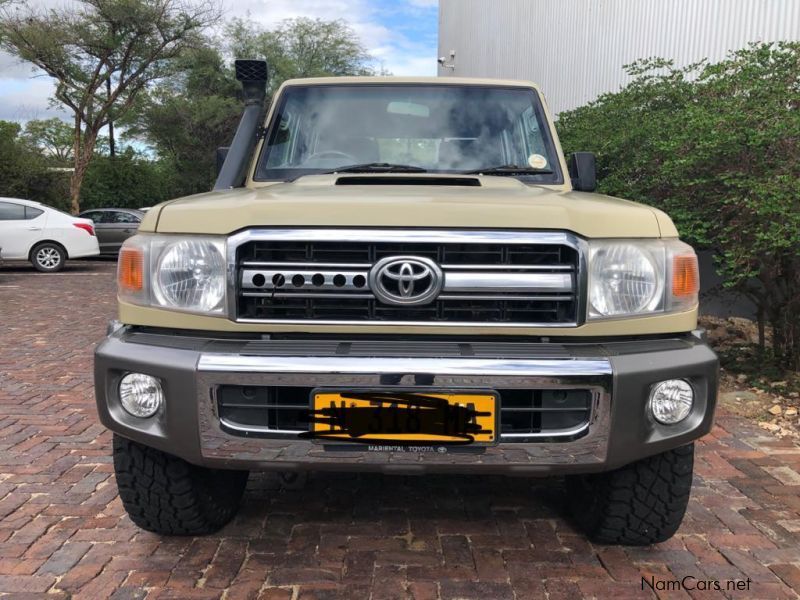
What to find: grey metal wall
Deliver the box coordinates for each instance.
[439,0,800,114]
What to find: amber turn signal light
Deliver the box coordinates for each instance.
[672,254,699,297]
[119,247,144,292]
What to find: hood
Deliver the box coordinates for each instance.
[145,174,676,238]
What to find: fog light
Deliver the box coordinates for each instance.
[649,379,694,424]
[119,373,163,418]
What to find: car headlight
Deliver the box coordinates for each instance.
[154,239,226,312]
[588,239,698,319]
[118,234,227,316]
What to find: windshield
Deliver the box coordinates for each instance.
[255,84,563,183]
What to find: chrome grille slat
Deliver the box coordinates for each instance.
[229,229,583,327]
[443,271,572,292]
[440,263,575,271]
[242,292,375,299]
[241,261,373,268]
[436,294,574,302]
[240,268,573,294]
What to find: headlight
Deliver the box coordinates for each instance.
[154,239,226,312]
[588,239,698,319]
[118,234,227,316]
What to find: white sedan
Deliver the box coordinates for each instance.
[0,197,100,272]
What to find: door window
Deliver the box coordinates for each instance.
[80,211,107,223]
[0,202,26,220]
[111,212,140,224]
[24,207,44,220]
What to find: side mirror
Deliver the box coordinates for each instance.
[216,147,230,176]
[568,152,597,192]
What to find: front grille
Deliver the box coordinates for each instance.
[233,231,582,326]
[216,385,593,441]
[499,389,592,437]
[217,386,310,434]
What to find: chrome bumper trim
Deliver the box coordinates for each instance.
[197,354,612,377]
[196,354,613,464]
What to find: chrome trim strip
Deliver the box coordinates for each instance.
[441,264,575,271]
[242,292,374,299]
[218,419,592,440]
[444,272,572,293]
[198,354,612,376]
[234,317,575,327]
[219,417,304,436]
[500,423,590,439]
[241,269,573,294]
[228,229,579,245]
[437,294,574,301]
[242,261,372,268]
[243,261,577,272]
[241,292,574,302]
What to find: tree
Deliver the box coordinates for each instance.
[557,42,800,368]
[126,19,377,195]
[0,0,219,214]
[0,120,70,209]
[23,118,74,164]
[226,17,375,94]
[122,44,241,196]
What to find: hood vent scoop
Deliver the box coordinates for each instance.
[335,176,482,187]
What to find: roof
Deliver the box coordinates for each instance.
[80,207,144,213]
[278,76,541,89]
[0,197,40,207]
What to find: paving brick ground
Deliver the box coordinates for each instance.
[1,259,799,599]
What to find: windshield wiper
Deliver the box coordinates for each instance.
[326,162,428,174]
[464,164,554,176]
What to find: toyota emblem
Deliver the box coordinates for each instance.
[369,256,444,306]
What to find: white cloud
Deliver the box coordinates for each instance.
[385,55,437,76]
[0,51,36,79]
[0,77,66,122]
[222,0,437,75]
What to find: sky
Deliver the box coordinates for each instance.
[0,0,440,123]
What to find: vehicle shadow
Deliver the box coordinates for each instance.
[0,257,116,275]
[225,471,571,539]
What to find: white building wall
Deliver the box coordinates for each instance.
[438,0,800,114]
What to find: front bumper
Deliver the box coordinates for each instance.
[94,325,718,475]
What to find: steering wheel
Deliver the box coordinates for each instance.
[303,150,358,165]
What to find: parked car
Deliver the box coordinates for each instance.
[96,63,717,545]
[0,197,99,272]
[78,208,144,255]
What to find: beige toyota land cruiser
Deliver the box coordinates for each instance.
[94,60,718,545]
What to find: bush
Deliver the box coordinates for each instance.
[80,151,174,210]
[557,42,800,369]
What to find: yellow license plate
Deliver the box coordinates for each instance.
[310,390,497,445]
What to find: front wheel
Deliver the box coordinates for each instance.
[113,435,249,535]
[31,242,66,272]
[566,443,694,545]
